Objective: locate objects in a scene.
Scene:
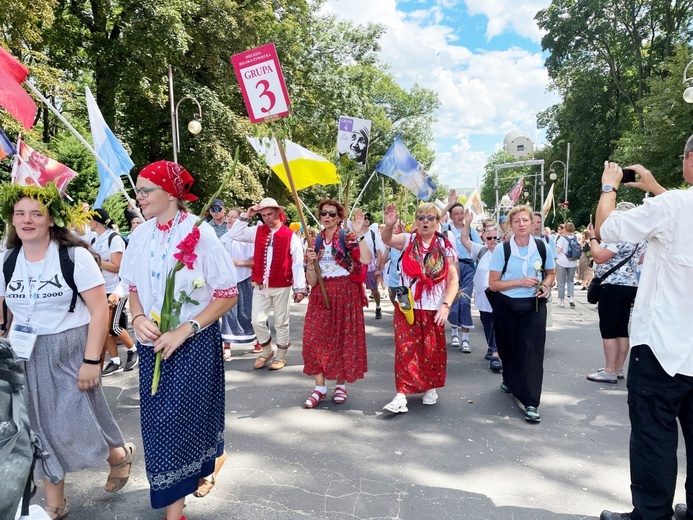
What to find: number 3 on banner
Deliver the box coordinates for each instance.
[256,80,276,114]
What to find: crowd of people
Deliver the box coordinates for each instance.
[1,132,691,520]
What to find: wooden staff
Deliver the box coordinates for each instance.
[276,139,330,309]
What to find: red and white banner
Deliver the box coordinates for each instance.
[0,47,37,130]
[506,175,524,206]
[11,137,78,193]
[231,43,291,123]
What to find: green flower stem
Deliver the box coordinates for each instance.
[151,147,240,396]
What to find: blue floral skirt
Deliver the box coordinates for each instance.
[138,322,225,509]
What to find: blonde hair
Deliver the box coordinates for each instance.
[507,204,533,223]
[416,203,441,220]
[564,221,575,232]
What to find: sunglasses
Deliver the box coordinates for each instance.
[319,210,338,218]
[134,186,163,198]
[416,215,437,222]
[485,236,502,242]
[680,153,688,162]
[210,206,223,213]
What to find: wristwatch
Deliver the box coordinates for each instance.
[189,320,201,335]
[601,185,618,194]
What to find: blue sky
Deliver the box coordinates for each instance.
[322,0,559,193]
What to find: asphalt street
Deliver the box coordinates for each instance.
[29,287,688,519]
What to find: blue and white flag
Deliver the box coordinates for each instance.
[375,135,436,201]
[86,87,133,208]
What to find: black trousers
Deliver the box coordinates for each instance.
[628,344,693,520]
[492,294,546,407]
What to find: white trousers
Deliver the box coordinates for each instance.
[251,286,292,346]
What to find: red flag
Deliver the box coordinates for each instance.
[0,47,37,130]
[11,138,78,193]
[506,175,525,206]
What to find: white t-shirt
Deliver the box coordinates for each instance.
[0,242,105,335]
[220,230,253,282]
[399,233,457,311]
[556,234,580,268]
[91,230,126,293]
[363,229,384,271]
[317,243,350,278]
[469,242,493,313]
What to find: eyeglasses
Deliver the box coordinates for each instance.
[680,153,689,162]
[210,206,223,213]
[135,186,163,198]
[416,215,437,222]
[319,210,338,218]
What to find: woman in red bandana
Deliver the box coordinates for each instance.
[119,161,238,520]
[380,203,459,413]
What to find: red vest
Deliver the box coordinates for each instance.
[251,225,294,287]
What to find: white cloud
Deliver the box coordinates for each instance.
[322,0,558,191]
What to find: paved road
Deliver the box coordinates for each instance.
[31,288,687,519]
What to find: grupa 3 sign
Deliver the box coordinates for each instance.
[231,43,291,123]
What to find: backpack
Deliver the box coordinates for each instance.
[313,230,368,283]
[0,339,33,518]
[3,246,83,313]
[499,238,547,276]
[90,230,126,250]
[564,235,581,261]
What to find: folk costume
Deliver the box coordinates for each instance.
[219,232,256,348]
[393,231,457,394]
[119,161,238,509]
[228,198,306,370]
[302,229,368,383]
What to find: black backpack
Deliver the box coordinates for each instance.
[3,246,83,313]
[0,339,33,518]
[90,230,126,250]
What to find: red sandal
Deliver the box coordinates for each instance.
[333,387,347,404]
[304,389,326,409]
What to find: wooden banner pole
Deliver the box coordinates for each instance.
[276,139,330,309]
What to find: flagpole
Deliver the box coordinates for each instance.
[298,197,321,228]
[347,169,377,219]
[276,138,330,309]
[22,82,143,220]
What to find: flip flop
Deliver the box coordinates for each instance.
[587,370,618,384]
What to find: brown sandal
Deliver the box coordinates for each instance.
[105,442,136,492]
[194,450,227,498]
[45,498,70,520]
[254,352,274,369]
[268,358,286,370]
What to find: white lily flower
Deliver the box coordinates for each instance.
[192,277,206,289]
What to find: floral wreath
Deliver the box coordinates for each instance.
[0,183,90,229]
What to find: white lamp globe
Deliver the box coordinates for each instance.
[188,119,202,135]
[549,172,558,181]
[683,86,693,104]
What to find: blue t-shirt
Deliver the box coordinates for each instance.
[489,240,556,298]
[387,246,403,287]
[446,225,482,260]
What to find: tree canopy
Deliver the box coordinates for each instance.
[1,0,441,228]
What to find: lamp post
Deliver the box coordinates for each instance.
[549,159,568,203]
[683,60,693,103]
[168,65,203,164]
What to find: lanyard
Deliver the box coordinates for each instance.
[149,211,182,308]
[19,242,56,325]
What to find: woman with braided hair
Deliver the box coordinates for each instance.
[380,203,459,414]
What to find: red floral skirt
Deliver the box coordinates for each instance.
[393,306,447,394]
[302,276,368,382]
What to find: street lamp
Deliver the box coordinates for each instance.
[549,159,569,203]
[683,59,693,103]
[168,65,203,164]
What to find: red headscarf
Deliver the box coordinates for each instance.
[138,160,198,201]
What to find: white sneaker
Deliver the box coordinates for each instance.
[451,336,460,347]
[557,301,565,308]
[422,389,438,405]
[383,394,408,413]
[461,339,471,353]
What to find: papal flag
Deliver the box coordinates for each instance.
[465,188,485,220]
[542,182,555,218]
[505,175,524,206]
[247,137,340,191]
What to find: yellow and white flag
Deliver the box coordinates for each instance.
[542,183,555,218]
[247,137,340,191]
[464,188,485,220]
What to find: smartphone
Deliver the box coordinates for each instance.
[589,214,593,226]
[622,168,636,183]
